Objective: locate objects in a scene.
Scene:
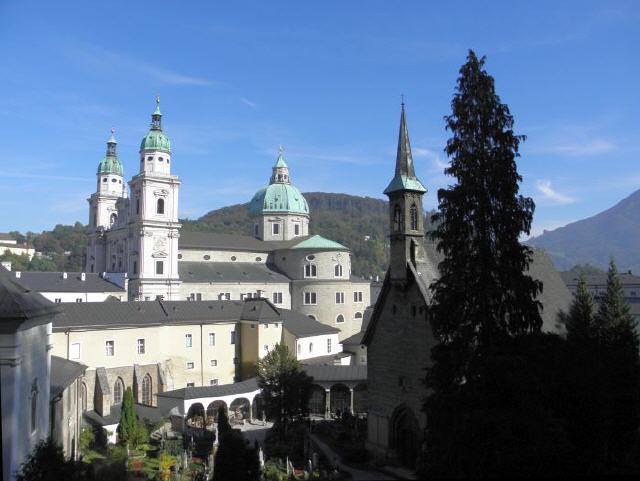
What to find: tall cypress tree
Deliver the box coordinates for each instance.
[429,50,542,384]
[561,274,595,344]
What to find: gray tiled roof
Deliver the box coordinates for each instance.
[9,271,124,293]
[341,331,364,346]
[179,231,308,252]
[157,377,259,400]
[280,309,340,337]
[0,233,14,241]
[96,367,111,395]
[179,261,290,284]
[50,356,87,398]
[0,265,60,333]
[52,298,293,331]
[298,352,351,365]
[302,364,367,382]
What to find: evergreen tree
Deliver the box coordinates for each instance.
[256,343,313,440]
[423,51,544,477]
[217,404,231,436]
[17,438,87,481]
[117,387,146,448]
[561,274,596,344]
[428,50,542,386]
[213,430,260,481]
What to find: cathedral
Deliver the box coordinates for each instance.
[85,98,370,339]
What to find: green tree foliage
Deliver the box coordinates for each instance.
[256,344,313,440]
[116,387,147,448]
[561,259,640,472]
[568,263,606,276]
[213,430,260,481]
[17,438,87,481]
[424,51,545,476]
[217,404,231,436]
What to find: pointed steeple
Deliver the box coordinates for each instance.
[270,146,291,184]
[384,102,426,195]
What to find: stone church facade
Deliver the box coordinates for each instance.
[363,105,572,470]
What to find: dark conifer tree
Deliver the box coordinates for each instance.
[561,274,595,344]
[428,50,542,383]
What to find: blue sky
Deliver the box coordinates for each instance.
[0,1,638,237]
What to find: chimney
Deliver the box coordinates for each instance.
[1,261,11,271]
[63,272,68,279]
[15,271,21,278]
[81,272,86,281]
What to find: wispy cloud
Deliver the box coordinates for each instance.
[240,97,257,109]
[64,40,214,87]
[551,139,615,157]
[535,179,576,205]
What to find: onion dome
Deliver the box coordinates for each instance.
[249,148,309,216]
[97,129,124,176]
[140,97,171,153]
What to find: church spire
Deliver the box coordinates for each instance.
[270,146,291,184]
[106,128,117,157]
[384,102,426,195]
[151,96,162,130]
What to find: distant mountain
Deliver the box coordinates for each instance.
[527,189,640,274]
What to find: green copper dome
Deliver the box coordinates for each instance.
[140,130,171,153]
[97,130,123,176]
[97,156,124,175]
[249,183,309,216]
[140,97,171,153]
[249,149,309,216]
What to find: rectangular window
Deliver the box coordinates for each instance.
[155,261,164,275]
[137,338,145,355]
[210,379,219,386]
[334,264,343,277]
[230,331,236,344]
[186,362,195,370]
[272,292,283,304]
[327,339,332,353]
[218,292,231,300]
[210,359,218,367]
[303,292,317,305]
[105,340,114,357]
[304,263,317,278]
[54,298,62,303]
[335,292,345,304]
[208,333,215,346]
[70,342,80,360]
[294,224,300,236]
[76,298,83,303]
[354,291,363,303]
[187,382,195,387]
[185,334,193,348]
[272,223,280,235]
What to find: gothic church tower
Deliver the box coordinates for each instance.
[384,103,427,282]
[128,98,181,301]
[86,130,126,273]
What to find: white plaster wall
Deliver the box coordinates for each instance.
[293,332,342,360]
[39,291,124,303]
[179,249,270,263]
[272,249,352,281]
[0,322,51,481]
[178,282,291,307]
[257,214,309,241]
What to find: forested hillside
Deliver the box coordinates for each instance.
[3,193,435,277]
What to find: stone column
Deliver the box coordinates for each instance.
[349,387,354,414]
[325,388,331,419]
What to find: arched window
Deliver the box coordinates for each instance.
[113,378,124,405]
[355,312,363,320]
[141,374,152,406]
[334,264,343,277]
[309,342,313,352]
[81,383,87,412]
[157,198,165,215]
[110,213,117,227]
[410,203,418,230]
[336,314,345,323]
[30,382,38,433]
[393,205,402,232]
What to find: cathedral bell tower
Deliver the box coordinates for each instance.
[86,130,126,273]
[384,102,427,282]
[128,98,181,301]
